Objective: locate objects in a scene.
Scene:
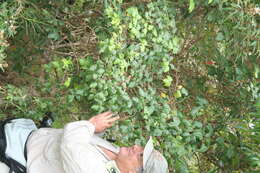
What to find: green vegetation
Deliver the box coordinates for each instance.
[0,0,259,172]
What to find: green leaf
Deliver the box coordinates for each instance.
[162,61,170,73]
[52,61,60,68]
[254,66,259,78]
[216,32,224,41]
[193,130,203,139]
[193,121,202,128]
[183,132,190,137]
[169,117,180,127]
[191,106,201,116]
[144,106,155,115]
[174,90,182,98]
[64,77,71,87]
[75,89,84,96]
[207,168,218,173]
[90,65,97,71]
[91,105,100,111]
[153,129,163,136]
[198,144,208,152]
[189,0,195,13]
[62,58,72,69]
[227,148,234,158]
[97,68,105,74]
[138,88,146,97]
[95,92,106,102]
[67,95,74,103]
[181,88,188,96]
[89,82,97,88]
[197,97,208,105]
[216,137,224,144]
[163,75,173,87]
[208,0,213,4]
[48,32,60,40]
[175,160,189,173]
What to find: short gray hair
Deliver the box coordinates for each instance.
[136,167,144,173]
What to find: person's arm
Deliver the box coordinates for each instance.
[60,120,95,173]
[61,120,95,146]
[60,112,119,173]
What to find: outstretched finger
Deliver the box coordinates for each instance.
[107,115,120,123]
[105,112,118,119]
[99,111,113,117]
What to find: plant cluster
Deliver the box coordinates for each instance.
[0,0,259,172]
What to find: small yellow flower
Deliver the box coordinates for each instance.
[160,92,167,98]
[177,85,183,89]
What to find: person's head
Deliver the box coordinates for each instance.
[115,145,144,173]
[115,137,168,173]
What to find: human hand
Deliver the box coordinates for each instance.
[89,111,119,133]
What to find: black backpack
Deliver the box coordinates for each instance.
[0,114,54,173]
[0,118,27,173]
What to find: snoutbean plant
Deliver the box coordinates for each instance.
[0,0,259,172]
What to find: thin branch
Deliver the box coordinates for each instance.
[195,152,203,173]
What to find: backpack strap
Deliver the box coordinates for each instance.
[7,157,26,173]
[0,119,9,168]
[23,131,33,161]
[0,118,13,157]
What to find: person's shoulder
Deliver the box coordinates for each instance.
[29,128,63,141]
[37,127,63,133]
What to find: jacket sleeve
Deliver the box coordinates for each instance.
[60,120,96,173]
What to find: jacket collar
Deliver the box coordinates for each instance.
[106,160,121,173]
[90,135,120,154]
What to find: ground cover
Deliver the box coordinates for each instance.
[0,0,259,172]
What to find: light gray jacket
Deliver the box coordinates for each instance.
[0,120,120,173]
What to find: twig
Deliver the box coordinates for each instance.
[195,152,203,173]
[121,0,152,9]
[48,42,81,50]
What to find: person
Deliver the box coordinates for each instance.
[0,111,168,173]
